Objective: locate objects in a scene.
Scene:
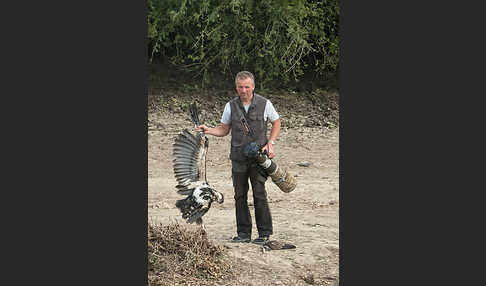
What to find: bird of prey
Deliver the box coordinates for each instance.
[173,103,224,225]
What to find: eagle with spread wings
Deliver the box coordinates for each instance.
[173,103,224,225]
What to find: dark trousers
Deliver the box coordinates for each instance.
[232,166,273,238]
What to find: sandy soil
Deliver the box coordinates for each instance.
[148,110,339,286]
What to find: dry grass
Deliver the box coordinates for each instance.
[148,222,234,286]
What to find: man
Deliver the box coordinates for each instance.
[196,71,281,244]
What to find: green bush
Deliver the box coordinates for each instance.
[148,0,339,86]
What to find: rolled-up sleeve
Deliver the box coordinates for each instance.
[221,102,232,124]
[264,100,280,122]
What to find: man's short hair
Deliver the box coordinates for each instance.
[235,71,255,86]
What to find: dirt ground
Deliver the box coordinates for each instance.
[148,104,339,285]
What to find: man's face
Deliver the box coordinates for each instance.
[236,78,254,102]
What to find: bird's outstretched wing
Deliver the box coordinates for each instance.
[173,129,208,195]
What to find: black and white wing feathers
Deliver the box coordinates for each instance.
[173,129,208,195]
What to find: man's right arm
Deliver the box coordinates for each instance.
[196,102,231,137]
[196,123,230,137]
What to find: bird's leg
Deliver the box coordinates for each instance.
[195,217,206,233]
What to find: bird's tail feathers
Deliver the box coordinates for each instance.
[175,196,209,224]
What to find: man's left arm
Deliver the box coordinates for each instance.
[263,118,281,159]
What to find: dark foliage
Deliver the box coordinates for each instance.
[148,0,339,86]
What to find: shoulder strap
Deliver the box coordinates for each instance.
[232,98,254,138]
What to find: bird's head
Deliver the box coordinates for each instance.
[213,189,224,204]
[200,183,224,204]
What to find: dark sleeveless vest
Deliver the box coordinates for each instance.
[229,93,268,161]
